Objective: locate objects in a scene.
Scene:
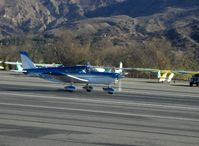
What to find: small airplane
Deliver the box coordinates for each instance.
[5,61,25,72]
[5,61,62,73]
[20,51,123,94]
[132,68,199,83]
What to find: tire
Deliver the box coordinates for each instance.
[86,89,92,92]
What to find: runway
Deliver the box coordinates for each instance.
[0,71,199,146]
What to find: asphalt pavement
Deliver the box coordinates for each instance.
[0,71,199,146]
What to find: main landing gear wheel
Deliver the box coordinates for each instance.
[103,87,114,94]
[64,85,76,92]
[83,85,93,92]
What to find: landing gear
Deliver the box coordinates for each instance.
[103,85,115,94]
[64,85,76,92]
[83,84,93,92]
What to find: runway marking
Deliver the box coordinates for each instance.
[0,91,199,111]
[0,102,198,122]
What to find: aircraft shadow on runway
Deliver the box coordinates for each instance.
[0,85,114,96]
[0,84,73,93]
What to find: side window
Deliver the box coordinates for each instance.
[87,68,91,73]
[64,68,76,73]
[65,67,87,74]
[79,68,87,74]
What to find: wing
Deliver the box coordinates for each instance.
[173,70,199,75]
[5,62,62,67]
[132,68,160,72]
[132,68,175,73]
[5,61,22,65]
[35,63,62,67]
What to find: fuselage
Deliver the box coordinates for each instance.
[24,65,120,84]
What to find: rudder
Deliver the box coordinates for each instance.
[20,51,36,69]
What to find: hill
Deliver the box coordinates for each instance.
[0,0,198,70]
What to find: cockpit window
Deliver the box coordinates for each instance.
[64,67,87,74]
[89,67,114,73]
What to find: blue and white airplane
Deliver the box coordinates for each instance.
[20,51,123,94]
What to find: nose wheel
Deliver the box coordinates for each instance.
[103,86,114,94]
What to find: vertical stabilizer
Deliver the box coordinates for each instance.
[20,51,36,69]
[167,73,174,82]
[157,70,161,78]
[159,72,168,82]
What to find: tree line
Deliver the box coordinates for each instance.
[0,30,198,74]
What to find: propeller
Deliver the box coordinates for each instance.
[115,72,125,92]
[118,78,122,92]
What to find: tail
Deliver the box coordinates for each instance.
[159,72,168,82]
[167,73,174,82]
[157,70,161,78]
[20,51,36,69]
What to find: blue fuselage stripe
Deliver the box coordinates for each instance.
[25,66,119,78]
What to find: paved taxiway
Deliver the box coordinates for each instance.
[0,71,199,146]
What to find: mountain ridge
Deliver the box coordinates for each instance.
[0,0,198,69]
